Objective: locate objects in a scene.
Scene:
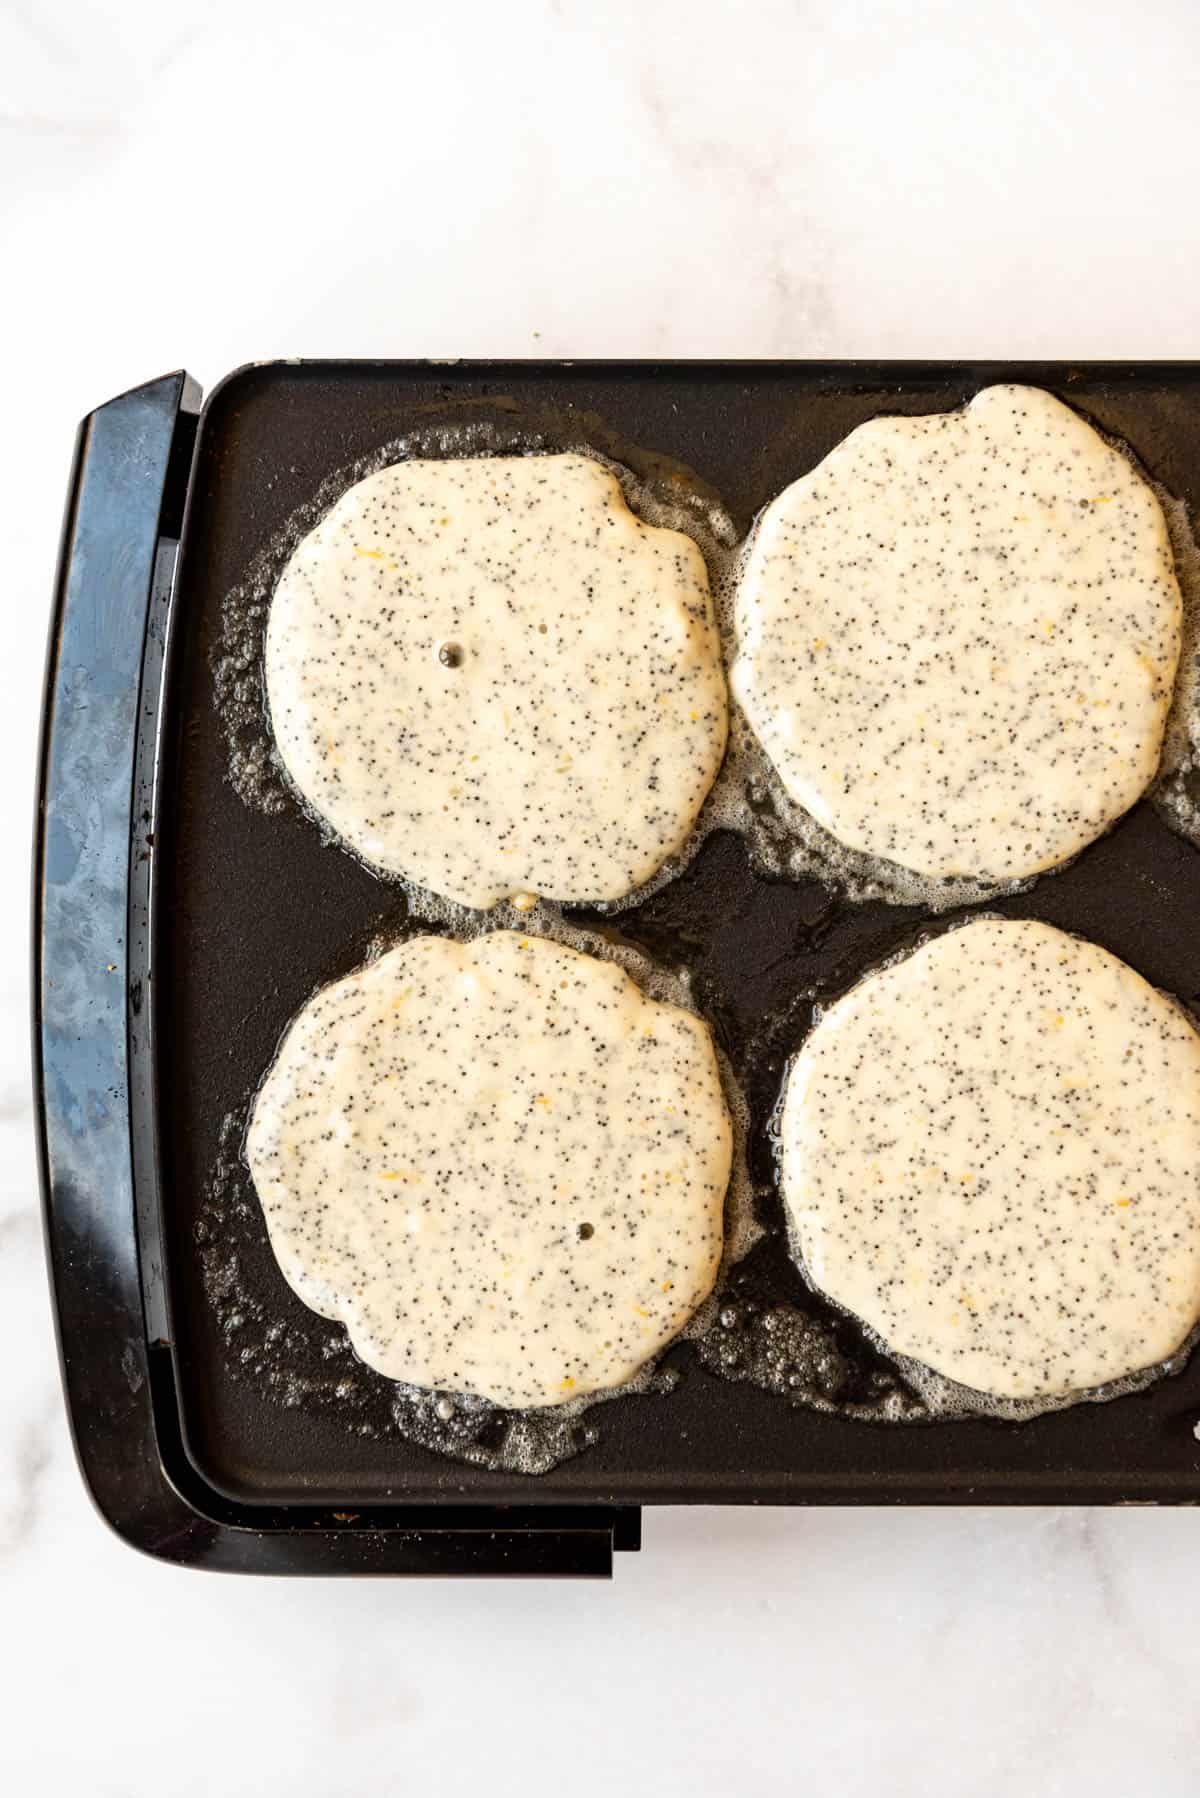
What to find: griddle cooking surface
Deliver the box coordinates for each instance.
[159,362,1200,1505]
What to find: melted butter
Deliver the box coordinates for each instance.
[781,916,1200,1399]
[732,385,1182,883]
[264,453,728,909]
[245,929,732,1409]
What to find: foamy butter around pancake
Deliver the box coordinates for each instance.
[245,930,732,1408]
[781,917,1200,1399]
[733,385,1182,883]
[265,453,727,909]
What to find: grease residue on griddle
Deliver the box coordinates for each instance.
[1151,484,1200,846]
[692,1249,1200,1427]
[197,390,1200,1472]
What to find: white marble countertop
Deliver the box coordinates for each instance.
[5,2,1200,1792]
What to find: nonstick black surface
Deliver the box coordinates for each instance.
[158,361,1200,1505]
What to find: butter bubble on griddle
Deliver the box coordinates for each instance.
[245,930,732,1409]
[732,385,1182,883]
[264,453,728,909]
[780,917,1200,1399]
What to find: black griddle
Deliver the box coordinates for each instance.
[34,362,1200,1579]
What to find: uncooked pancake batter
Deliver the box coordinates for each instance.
[733,385,1182,882]
[265,453,728,908]
[780,917,1200,1398]
[246,930,732,1408]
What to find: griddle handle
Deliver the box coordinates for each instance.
[34,372,203,1558]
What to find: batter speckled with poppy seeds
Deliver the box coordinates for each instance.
[733,385,1182,883]
[781,917,1200,1399]
[264,453,728,909]
[245,930,732,1408]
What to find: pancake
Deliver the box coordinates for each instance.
[265,453,728,908]
[245,930,732,1408]
[780,917,1200,1399]
[732,385,1181,883]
